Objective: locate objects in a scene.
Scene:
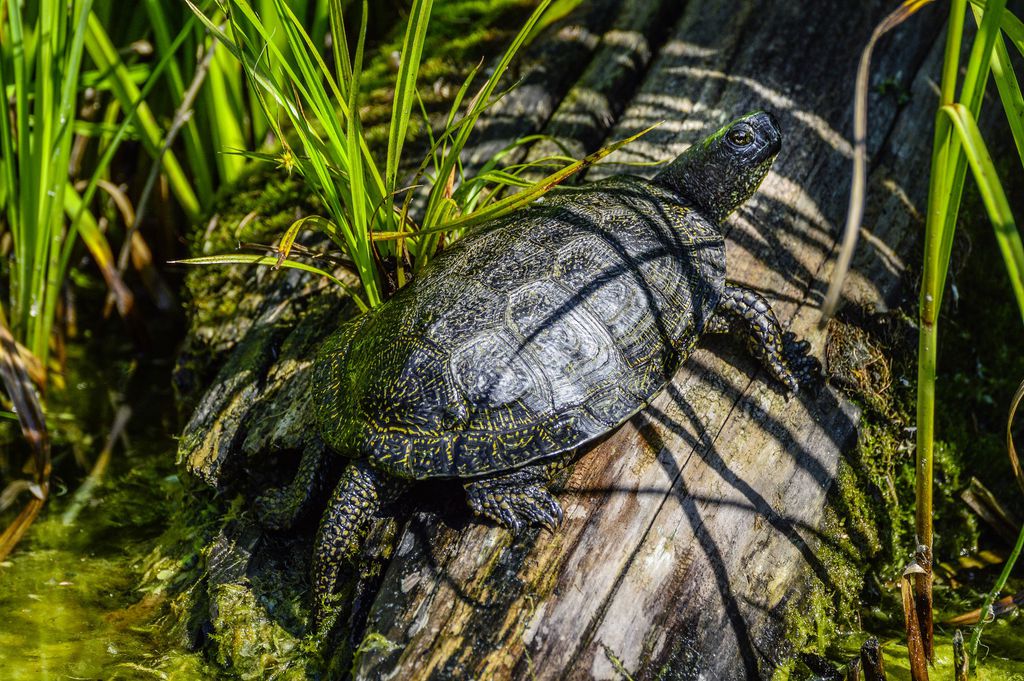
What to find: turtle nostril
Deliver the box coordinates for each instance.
[758,112,782,155]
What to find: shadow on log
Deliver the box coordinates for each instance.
[173,0,949,678]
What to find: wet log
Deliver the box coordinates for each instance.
[175,0,950,678]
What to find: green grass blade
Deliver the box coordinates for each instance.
[451,134,573,211]
[173,253,367,311]
[329,0,351,94]
[443,60,482,135]
[912,2,970,612]
[5,0,29,281]
[273,215,340,265]
[61,16,192,291]
[57,16,193,328]
[397,67,482,223]
[941,104,1024,319]
[375,124,659,242]
[0,20,18,252]
[204,45,249,183]
[70,119,139,137]
[978,13,1024,168]
[191,1,334,185]
[969,1,1024,54]
[84,12,200,221]
[386,0,432,202]
[271,0,385,198]
[62,186,134,315]
[142,0,214,205]
[266,0,346,138]
[189,2,293,148]
[931,0,1008,308]
[5,0,30,340]
[343,0,381,307]
[421,0,554,232]
[41,0,98,348]
[940,0,1008,207]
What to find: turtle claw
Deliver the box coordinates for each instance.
[781,331,822,392]
[550,498,565,525]
[525,489,563,533]
[715,286,823,395]
[782,332,809,354]
[465,478,564,534]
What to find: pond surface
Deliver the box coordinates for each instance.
[0,334,211,680]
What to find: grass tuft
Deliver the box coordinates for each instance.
[180,0,645,311]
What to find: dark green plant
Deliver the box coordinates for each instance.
[0,0,195,557]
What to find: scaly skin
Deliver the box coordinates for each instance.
[704,283,821,392]
[464,467,564,533]
[310,461,399,630]
[254,444,330,531]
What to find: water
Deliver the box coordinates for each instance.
[0,332,211,680]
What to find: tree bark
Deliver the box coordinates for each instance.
[175,1,950,678]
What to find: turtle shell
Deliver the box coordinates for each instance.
[313,176,726,479]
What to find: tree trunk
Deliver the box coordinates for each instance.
[175,1,949,678]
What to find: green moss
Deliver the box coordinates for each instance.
[358,0,537,120]
[350,632,400,677]
[881,637,1024,680]
[770,657,797,681]
[208,583,306,681]
[600,644,637,681]
[0,334,230,680]
[359,0,583,149]
[781,329,1000,674]
[780,495,864,661]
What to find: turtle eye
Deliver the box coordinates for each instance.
[727,127,753,146]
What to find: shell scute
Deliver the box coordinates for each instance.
[449,330,550,416]
[506,281,624,412]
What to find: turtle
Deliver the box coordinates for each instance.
[259,110,820,629]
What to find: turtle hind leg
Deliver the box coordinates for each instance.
[311,460,392,632]
[464,466,563,534]
[254,442,330,531]
[706,283,821,392]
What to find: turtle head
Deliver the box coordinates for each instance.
[654,111,781,224]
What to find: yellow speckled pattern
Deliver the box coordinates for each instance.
[464,467,563,533]
[310,460,387,630]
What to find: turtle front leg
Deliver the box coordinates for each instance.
[311,460,399,632]
[705,283,820,392]
[464,466,564,533]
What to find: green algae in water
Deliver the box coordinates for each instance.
[878,633,1024,680]
[0,336,217,680]
[0,531,196,680]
